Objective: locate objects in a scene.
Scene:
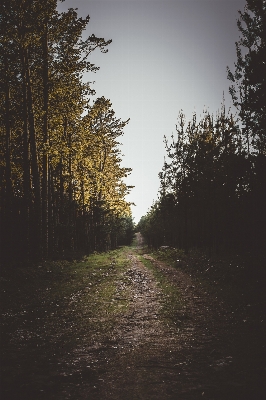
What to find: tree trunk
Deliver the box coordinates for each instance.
[66,118,72,207]
[42,24,49,257]
[21,47,31,259]
[66,118,74,250]
[3,55,13,259]
[25,48,42,258]
[4,72,12,207]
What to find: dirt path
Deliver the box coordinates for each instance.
[53,248,264,399]
[57,252,177,399]
[1,243,265,399]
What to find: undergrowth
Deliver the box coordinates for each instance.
[142,246,265,325]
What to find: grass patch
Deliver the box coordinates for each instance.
[151,247,186,264]
[142,246,265,325]
[0,248,134,398]
[138,255,183,326]
[47,247,132,337]
[0,247,132,398]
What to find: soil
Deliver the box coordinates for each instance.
[1,234,265,399]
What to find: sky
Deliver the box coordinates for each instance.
[58,0,246,223]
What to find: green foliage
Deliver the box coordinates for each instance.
[139,104,265,253]
[227,0,266,155]
[139,255,183,325]
[0,0,133,260]
[151,247,186,264]
[139,1,266,256]
[139,107,252,252]
[116,216,135,246]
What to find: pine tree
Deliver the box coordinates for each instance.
[227,0,266,251]
[1,0,135,260]
[227,0,266,154]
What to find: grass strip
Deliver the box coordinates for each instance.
[1,247,132,374]
[138,255,183,326]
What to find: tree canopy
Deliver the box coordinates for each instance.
[0,0,134,261]
[138,0,266,255]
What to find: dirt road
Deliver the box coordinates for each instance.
[1,241,265,399]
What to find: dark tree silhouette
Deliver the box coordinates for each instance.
[138,1,265,256]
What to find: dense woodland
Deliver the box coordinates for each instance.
[138,0,266,255]
[0,0,134,261]
[1,0,265,263]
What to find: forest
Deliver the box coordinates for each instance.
[1,1,265,262]
[1,1,265,399]
[0,0,134,261]
[137,0,266,257]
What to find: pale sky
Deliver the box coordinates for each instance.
[58,0,246,223]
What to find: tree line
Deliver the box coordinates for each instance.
[137,0,266,255]
[0,0,134,261]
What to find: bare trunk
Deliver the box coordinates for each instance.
[3,55,13,259]
[66,118,72,207]
[21,47,31,259]
[25,48,42,257]
[4,74,12,206]
[42,25,49,257]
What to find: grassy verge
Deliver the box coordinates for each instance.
[138,255,183,326]
[148,247,186,265]
[1,247,132,345]
[0,247,132,398]
[140,246,265,325]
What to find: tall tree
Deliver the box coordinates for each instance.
[227,0,266,251]
[1,0,135,260]
[227,0,266,154]
[140,108,244,253]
